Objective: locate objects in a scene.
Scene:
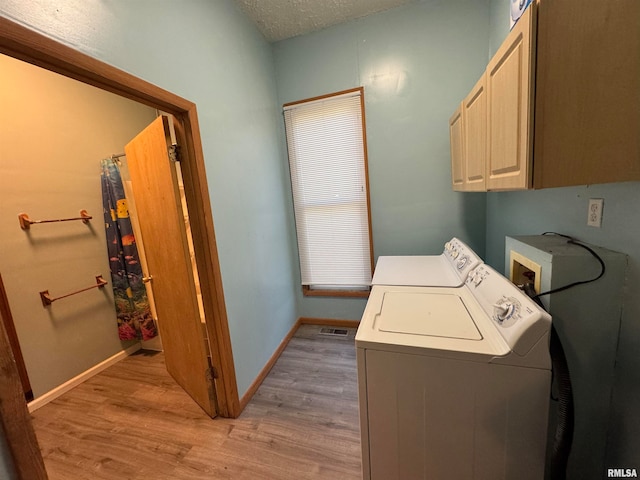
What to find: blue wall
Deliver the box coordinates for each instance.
[486,0,640,467]
[488,0,511,60]
[0,0,298,399]
[274,0,491,320]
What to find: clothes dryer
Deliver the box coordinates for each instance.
[372,237,482,287]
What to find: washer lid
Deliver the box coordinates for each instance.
[378,292,482,340]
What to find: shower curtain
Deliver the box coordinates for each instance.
[100,158,158,341]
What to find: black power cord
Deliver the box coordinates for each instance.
[533,232,606,300]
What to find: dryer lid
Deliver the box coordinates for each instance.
[378,292,482,340]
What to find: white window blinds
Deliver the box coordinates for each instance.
[284,89,372,288]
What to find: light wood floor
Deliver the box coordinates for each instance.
[31,324,362,479]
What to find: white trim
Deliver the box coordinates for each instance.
[27,343,142,412]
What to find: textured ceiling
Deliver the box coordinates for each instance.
[234,0,416,42]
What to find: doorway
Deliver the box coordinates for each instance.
[0,15,240,480]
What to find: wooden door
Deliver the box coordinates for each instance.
[486,4,535,190]
[449,104,465,191]
[125,115,217,417]
[0,274,33,401]
[0,299,47,479]
[463,74,487,191]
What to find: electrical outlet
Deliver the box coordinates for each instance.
[587,198,604,227]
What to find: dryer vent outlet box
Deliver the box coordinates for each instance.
[509,250,542,293]
[505,235,627,480]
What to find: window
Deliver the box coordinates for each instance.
[283,87,373,297]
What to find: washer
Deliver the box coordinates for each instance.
[372,237,482,287]
[356,264,552,480]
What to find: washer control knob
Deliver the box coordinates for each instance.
[444,242,451,251]
[451,250,459,259]
[493,302,515,322]
[457,255,469,270]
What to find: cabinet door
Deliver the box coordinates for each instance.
[449,104,465,191]
[463,74,487,191]
[486,5,535,190]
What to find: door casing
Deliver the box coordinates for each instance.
[0,15,240,480]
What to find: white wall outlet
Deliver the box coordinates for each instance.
[587,198,604,227]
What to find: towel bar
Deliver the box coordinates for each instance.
[19,210,92,230]
[39,275,108,307]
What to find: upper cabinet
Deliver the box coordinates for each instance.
[486,6,534,190]
[463,74,487,191]
[449,104,465,190]
[533,0,640,187]
[450,74,487,192]
[450,0,640,191]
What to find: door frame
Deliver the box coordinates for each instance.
[0,274,32,401]
[0,15,240,477]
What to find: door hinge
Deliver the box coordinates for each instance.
[206,366,218,380]
[205,365,220,414]
[169,144,181,162]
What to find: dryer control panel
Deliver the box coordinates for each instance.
[466,264,551,356]
[443,237,482,283]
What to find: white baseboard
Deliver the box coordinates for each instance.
[27,343,142,413]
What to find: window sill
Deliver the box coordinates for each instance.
[302,286,370,298]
